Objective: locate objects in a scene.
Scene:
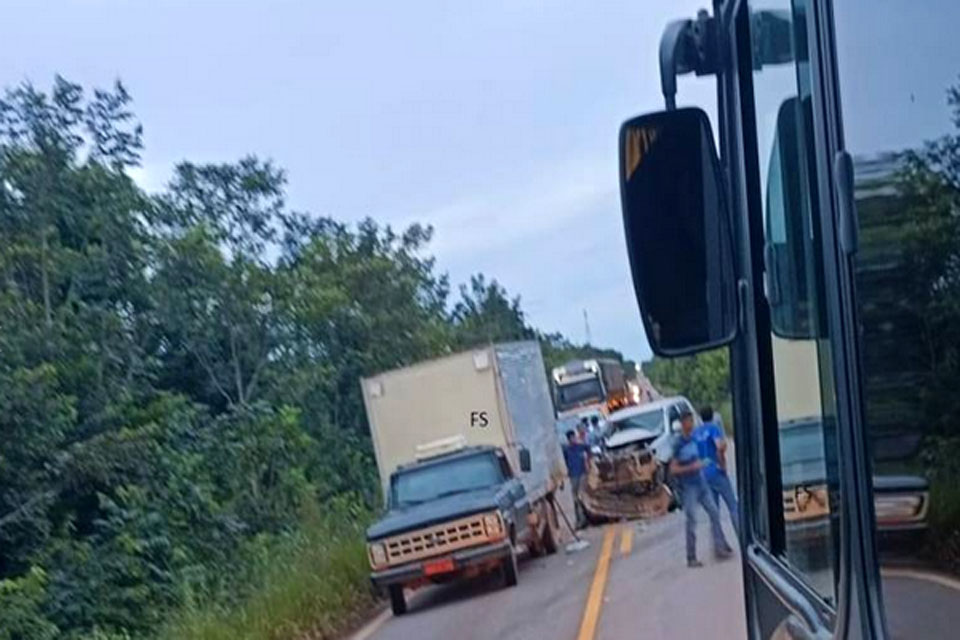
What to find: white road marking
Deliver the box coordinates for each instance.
[882,567,960,593]
[347,606,392,640]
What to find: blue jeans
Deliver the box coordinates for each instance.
[706,471,740,539]
[571,474,587,528]
[680,477,730,562]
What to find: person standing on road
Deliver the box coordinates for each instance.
[577,419,591,446]
[669,409,734,567]
[563,430,590,529]
[695,406,740,539]
[589,415,604,444]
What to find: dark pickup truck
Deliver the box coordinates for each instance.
[366,444,557,615]
[780,419,929,554]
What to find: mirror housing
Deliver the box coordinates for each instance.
[518,447,532,473]
[619,107,738,356]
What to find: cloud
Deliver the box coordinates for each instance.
[396,153,652,360]
[410,155,616,262]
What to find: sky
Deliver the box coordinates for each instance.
[3,0,719,363]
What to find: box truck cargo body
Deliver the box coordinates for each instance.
[361,341,564,500]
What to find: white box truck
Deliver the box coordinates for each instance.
[361,341,564,615]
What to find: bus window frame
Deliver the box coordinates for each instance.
[715,0,886,636]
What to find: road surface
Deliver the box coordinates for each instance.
[352,502,747,640]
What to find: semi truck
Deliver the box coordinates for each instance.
[361,341,565,615]
[551,358,629,419]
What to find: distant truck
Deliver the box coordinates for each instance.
[551,358,629,419]
[361,341,565,615]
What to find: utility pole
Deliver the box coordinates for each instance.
[583,308,592,346]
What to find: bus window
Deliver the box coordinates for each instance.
[750,0,841,606]
[835,1,960,636]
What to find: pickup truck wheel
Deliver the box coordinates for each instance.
[501,548,519,587]
[388,585,407,615]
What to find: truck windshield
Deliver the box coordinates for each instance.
[556,378,603,410]
[779,422,827,487]
[392,453,504,508]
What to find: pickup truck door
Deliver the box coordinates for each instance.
[499,454,530,541]
[506,478,530,542]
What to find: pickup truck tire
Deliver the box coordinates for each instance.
[501,548,519,587]
[528,501,558,557]
[388,584,407,616]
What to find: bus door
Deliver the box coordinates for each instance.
[619,0,884,637]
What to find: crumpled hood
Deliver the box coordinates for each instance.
[367,486,505,541]
[605,427,660,449]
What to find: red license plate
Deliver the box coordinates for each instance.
[423,557,456,576]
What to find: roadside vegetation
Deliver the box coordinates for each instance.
[0,78,634,639]
[155,499,375,640]
[645,349,733,431]
[857,82,960,574]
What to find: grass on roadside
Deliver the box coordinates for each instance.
[157,502,379,640]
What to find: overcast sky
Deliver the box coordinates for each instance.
[4,0,723,362]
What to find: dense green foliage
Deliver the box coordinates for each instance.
[0,78,637,639]
[643,349,731,427]
[864,81,960,571]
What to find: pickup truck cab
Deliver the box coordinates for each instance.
[602,395,699,463]
[366,444,545,615]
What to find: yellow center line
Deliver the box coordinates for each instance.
[576,525,617,640]
[619,526,633,556]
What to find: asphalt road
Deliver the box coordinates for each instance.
[880,570,960,640]
[350,439,960,640]
[351,516,960,640]
[352,501,747,640]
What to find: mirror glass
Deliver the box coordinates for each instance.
[765,96,820,339]
[518,447,531,473]
[619,107,737,355]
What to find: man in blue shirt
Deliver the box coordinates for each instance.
[563,430,590,529]
[695,406,740,538]
[670,409,734,567]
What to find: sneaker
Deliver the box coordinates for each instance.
[716,547,734,560]
[687,559,703,568]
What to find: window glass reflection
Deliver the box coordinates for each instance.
[836,1,960,637]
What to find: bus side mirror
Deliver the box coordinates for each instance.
[518,447,532,473]
[619,107,738,356]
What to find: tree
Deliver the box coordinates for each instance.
[275,219,451,438]
[153,225,279,410]
[893,93,960,437]
[451,274,534,348]
[0,77,148,581]
[0,77,644,637]
[644,349,731,416]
